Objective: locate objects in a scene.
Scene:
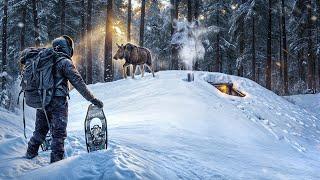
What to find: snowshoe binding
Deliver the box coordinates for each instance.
[85,104,108,152]
[41,133,52,151]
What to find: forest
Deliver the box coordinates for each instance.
[0,0,319,109]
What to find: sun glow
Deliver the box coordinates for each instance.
[113,26,123,35]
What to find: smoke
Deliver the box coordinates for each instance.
[171,20,207,70]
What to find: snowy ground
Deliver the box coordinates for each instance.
[285,93,320,118]
[0,71,320,180]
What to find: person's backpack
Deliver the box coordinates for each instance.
[18,47,64,138]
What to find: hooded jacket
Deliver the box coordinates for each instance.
[52,36,95,101]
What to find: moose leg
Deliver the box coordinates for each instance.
[146,64,155,77]
[132,65,137,79]
[123,64,129,79]
[126,65,131,77]
[140,65,145,77]
[122,67,127,79]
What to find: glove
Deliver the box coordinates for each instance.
[91,98,104,108]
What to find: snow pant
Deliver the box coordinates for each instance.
[27,96,68,163]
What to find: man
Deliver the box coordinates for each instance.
[25,35,104,163]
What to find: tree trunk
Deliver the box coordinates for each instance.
[32,0,40,47]
[228,52,233,75]
[174,0,179,19]
[86,0,93,84]
[194,0,199,20]
[252,16,256,81]
[238,0,245,77]
[170,0,175,35]
[171,0,179,70]
[187,0,192,22]
[104,0,114,82]
[298,50,305,81]
[215,9,221,72]
[307,0,315,91]
[281,0,289,94]
[79,0,86,80]
[139,0,146,46]
[127,0,132,42]
[60,0,66,35]
[279,9,283,80]
[193,0,200,70]
[317,0,320,89]
[20,7,26,51]
[126,0,132,76]
[46,13,53,41]
[266,0,272,90]
[1,0,8,89]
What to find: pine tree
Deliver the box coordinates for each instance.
[316,0,320,88]
[266,0,272,90]
[187,0,192,22]
[104,0,114,82]
[306,0,316,91]
[86,0,93,84]
[194,0,200,20]
[139,0,146,46]
[238,0,245,77]
[32,0,40,47]
[20,5,27,51]
[79,0,86,80]
[1,0,8,89]
[145,0,171,71]
[281,0,289,94]
[214,2,221,72]
[60,0,66,35]
[127,0,132,42]
[171,0,179,70]
[251,14,256,81]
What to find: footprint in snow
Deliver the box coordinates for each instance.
[4,134,15,139]
[236,105,245,110]
[269,122,276,127]
[291,132,301,137]
[262,119,270,125]
[283,129,288,134]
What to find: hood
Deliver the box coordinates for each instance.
[52,35,74,58]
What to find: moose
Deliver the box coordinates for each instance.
[113,43,155,79]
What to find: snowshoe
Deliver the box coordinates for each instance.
[84,104,108,152]
[41,133,52,151]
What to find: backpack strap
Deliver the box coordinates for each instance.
[17,89,24,105]
[16,89,27,139]
[22,92,27,139]
[41,89,53,138]
[55,56,65,63]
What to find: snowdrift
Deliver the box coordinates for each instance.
[285,93,320,118]
[0,71,319,179]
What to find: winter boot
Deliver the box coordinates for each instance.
[50,152,64,163]
[25,143,40,159]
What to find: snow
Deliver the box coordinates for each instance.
[0,71,320,179]
[284,93,320,118]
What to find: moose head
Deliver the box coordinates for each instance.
[113,43,125,60]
